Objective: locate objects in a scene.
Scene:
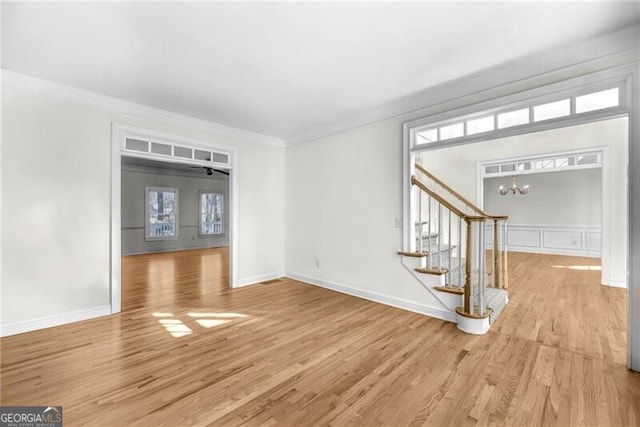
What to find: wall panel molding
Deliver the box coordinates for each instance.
[486,223,601,257]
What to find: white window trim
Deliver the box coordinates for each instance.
[145,186,180,241]
[198,190,225,237]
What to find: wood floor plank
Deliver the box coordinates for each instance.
[1,248,639,426]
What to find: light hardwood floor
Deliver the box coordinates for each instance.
[1,248,639,426]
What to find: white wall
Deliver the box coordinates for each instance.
[421,117,628,285]
[483,169,602,226]
[121,167,229,255]
[1,89,285,331]
[285,117,451,315]
[285,117,628,321]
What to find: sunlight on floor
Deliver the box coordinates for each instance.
[158,319,193,337]
[195,319,231,328]
[552,265,602,271]
[187,312,248,318]
[154,311,249,337]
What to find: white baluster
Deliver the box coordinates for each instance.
[437,202,442,269]
[448,210,452,285]
[458,216,463,288]
[417,188,423,253]
[428,195,432,268]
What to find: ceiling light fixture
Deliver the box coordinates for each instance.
[499,175,529,196]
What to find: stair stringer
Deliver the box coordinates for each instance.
[400,254,461,318]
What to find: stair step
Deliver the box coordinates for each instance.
[397,250,428,258]
[484,288,509,324]
[415,267,447,275]
[434,286,464,295]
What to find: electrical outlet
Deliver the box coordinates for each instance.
[395,218,402,228]
[316,259,320,268]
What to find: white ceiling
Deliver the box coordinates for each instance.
[2,2,639,143]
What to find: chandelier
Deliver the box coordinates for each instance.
[499,175,529,196]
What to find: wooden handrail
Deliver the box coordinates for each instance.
[411,165,511,310]
[411,176,468,219]
[415,163,486,216]
[414,163,509,221]
[491,215,510,220]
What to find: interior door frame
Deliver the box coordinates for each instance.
[475,145,614,286]
[403,64,640,371]
[110,123,237,314]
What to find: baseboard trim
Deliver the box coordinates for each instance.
[607,279,627,288]
[286,272,457,323]
[0,305,112,337]
[234,271,285,288]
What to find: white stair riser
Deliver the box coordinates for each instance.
[402,256,426,270]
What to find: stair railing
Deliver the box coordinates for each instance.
[414,163,509,291]
[412,177,489,318]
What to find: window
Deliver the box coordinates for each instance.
[439,122,464,140]
[199,191,224,236]
[482,150,601,178]
[126,138,148,152]
[466,115,494,135]
[533,99,571,122]
[409,78,624,149]
[123,137,232,167]
[575,88,619,113]
[497,108,529,129]
[146,187,179,240]
[416,128,438,144]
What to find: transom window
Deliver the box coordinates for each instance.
[146,187,179,240]
[414,84,622,147]
[575,88,619,113]
[125,138,231,167]
[483,151,602,178]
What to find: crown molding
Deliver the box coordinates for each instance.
[0,69,285,148]
[285,25,640,147]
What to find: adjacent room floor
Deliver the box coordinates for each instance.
[1,248,638,425]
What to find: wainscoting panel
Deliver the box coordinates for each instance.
[486,224,601,257]
[543,230,583,249]
[586,232,602,252]
[508,229,542,248]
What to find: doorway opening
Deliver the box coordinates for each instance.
[415,116,629,364]
[476,144,624,288]
[110,124,237,314]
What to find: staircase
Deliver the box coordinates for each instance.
[399,163,509,335]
